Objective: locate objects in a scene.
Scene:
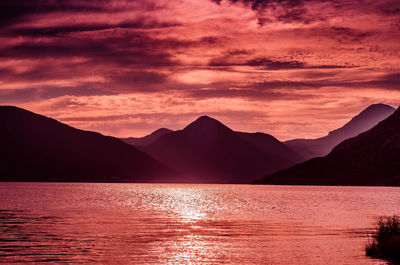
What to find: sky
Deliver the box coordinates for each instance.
[1,0,400,140]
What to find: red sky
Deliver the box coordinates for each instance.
[1,0,399,140]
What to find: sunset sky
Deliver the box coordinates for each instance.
[1,0,400,140]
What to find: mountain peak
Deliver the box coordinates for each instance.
[121,127,173,146]
[327,103,395,137]
[358,103,395,117]
[196,115,221,123]
[145,114,301,183]
[150,128,172,136]
[257,106,400,186]
[285,103,396,161]
[184,115,230,132]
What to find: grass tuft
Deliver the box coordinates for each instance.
[366,215,400,262]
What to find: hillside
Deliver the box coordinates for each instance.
[143,116,302,183]
[285,104,395,160]
[0,106,175,182]
[256,107,400,186]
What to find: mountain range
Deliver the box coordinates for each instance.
[285,104,395,160]
[121,128,172,146]
[1,103,398,185]
[140,116,303,183]
[0,106,175,182]
[255,107,400,186]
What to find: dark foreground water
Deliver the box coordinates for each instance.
[0,183,399,264]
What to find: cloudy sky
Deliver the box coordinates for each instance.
[1,0,400,140]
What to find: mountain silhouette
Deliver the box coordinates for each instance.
[237,132,303,163]
[0,106,176,182]
[255,107,400,186]
[121,128,173,146]
[285,104,395,160]
[142,115,302,183]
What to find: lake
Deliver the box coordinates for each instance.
[0,183,398,264]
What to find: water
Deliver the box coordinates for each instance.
[0,183,399,264]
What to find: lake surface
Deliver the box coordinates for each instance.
[0,183,399,264]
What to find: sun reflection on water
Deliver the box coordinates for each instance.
[150,185,223,264]
[169,188,207,223]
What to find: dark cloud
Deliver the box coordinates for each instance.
[107,70,169,92]
[59,113,148,122]
[373,0,400,15]
[210,56,354,69]
[214,0,400,13]
[184,87,316,100]
[0,64,84,83]
[0,61,170,95]
[256,17,274,26]
[0,86,115,103]
[299,70,341,79]
[328,26,373,43]
[0,89,37,103]
[275,7,325,24]
[200,36,221,44]
[252,80,332,89]
[226,49,251,56]
[4,20,181,37]
[0,0,170,29]
[331,27,372,39]
[251,72,400,91]
[212,0,400,26]
[352,72,400,90]
[212,0,304,11]
[0,31,184,68]
[246,58,305,69]
[212,0,320,25]
[0,0,108,28]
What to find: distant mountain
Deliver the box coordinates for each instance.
[121,128,173,146]
[237,132,303,163]
[285,104,395,160]
[142,116,302,183]
[255,107,400,186]
[0,106,176,182]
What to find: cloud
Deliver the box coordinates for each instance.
[107,70,170,92]
[0,86,115,103]
[350,72,400,90]
[183,87,317,100]
[212,0,400,27]
[0,0,172,28]
[0,0,108,28]
[211,0,324,25]
[0,31,185,63]
[4,20,181,37]
[212,0,304,11]
[210,56,355,69]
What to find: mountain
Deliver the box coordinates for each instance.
[285,104,395,160]
[0,106,176,182]
[237,132,303,163]
[255,107,400,186]
[121,128,173,146]
[142,116,302,183]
